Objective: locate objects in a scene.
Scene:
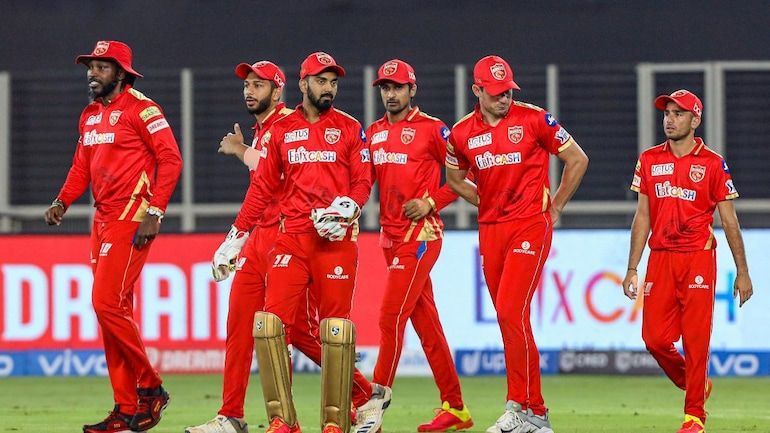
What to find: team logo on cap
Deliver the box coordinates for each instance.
[109,110,122,126]
[401,127,415,144]
[689,164,706,183]
[508,126,523,144]
[316,52,334,65]
[93,41,110,55]
[273,73,284,88]
[490,63,507,80]
[253,61,269,68]
[324,128,341,144]
[671,90,688,97]
[383,62,398,76]
[692,103,702,117]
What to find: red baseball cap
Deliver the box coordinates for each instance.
[473,55,520,95]
[235,61,286,88]
[372,59,416,86]
[76,40,143,78]
[654,89,703,117]
[300,52,346,79]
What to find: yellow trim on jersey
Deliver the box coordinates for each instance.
[416,216,442,241]
[558,137,575,153]
[726,192,739,200]
[704,226,714,250]
[333,108,359,122]
[407,107,421,121]
[403,220,418,242]
[513,101,545,111]
[445,161,460,170]
[279,107,294,116]
[630,185,641,193]
[128,88,151,101]
[541,186,550,213]
[452,112,474,128]
[416,110,442,123]
[119,171,152,221]
[131,198,150,222]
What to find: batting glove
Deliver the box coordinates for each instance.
[211,225,249,281]
[311,196,360,241]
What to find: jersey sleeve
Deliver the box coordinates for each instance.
[234,127,283,232]
[347,124,373,207]
[630,156,646,195]
[710,157,739,202]
[56,112,92,208]
[429,122,459,211]
[135,101,183,212]
[445,129,469,170]
[535,111,575,155]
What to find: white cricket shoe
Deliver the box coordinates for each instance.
[353,384,392,433]
[185,415,248,433]
[485,401,529,433]
[525,409,554,433]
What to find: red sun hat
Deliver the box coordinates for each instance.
[300,52,346,79]
[235,61,286,88]
[654,89,703,118]
[473,55,520,95]
[372,59,416,86]
[75,40,143,78]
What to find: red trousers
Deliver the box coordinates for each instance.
[642,249,716,422]
[373,238,464,408]
[478,214,552,416]
[89,220,161,415]
[220,226,372,418]
[264,232,372,408]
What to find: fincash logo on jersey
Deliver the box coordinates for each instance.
[372,148,408,165]
[468,132,492,149]
[284,128,309,143]
[475,151,521,170]
[287,147,337,164]
[654,181,696,201]
[326,265,350,280]
[651,163,675,176]
[370,130,388,145]
[82,130,115,146]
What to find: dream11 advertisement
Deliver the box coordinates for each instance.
[1,230,768,377]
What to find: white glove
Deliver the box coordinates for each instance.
[211,225,249,281]
[311,196,360,241]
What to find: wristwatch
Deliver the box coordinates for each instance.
[146,206,164,220]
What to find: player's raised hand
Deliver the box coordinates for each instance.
[218,123,246,155]
[734,272,753,307]
[44,201,65,226]
[622,269,639,300]
[403,198,432,221]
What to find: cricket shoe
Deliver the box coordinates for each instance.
[485,401,529,433]
[676,415,705,433]
[129,385,169,431]
[417,401,474,432]
[322,423,343,433]
[184,415,248,433]
[353,383,392,433]
[264,417,300,433]
[525,409,554,433]
[82,405,136,433]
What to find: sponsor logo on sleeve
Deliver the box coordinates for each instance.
[508,126,523,144]
[259,147,268,158]
[139,106,162,122]
[689,164,706,183]
[651,163,674,176]
[108,110,122,126]
[722,159,730,173]
[544,112,558,127]
[146,118,170,134]
[726,179,737,195]
[635,159,642,171]
[446,155,459,166]
[554,126,571,145]
[360,127,367,142]
[360,148,371,163]
[370,130,389,144]
[284,128,309,143]
[324,128,341,144]
[655,181,696,201]
[467,132,492,149]
[440,126,450,140]
[401,127,416,144]
[632,175,641,188]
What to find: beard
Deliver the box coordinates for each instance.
[308,88,334,112]
[247,98,271,115]
[88,79,119,101]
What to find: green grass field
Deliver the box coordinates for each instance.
[2,374,769,433]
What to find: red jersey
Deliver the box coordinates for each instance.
[233,103,293,231]
[250,106,373,237]
[630,138,738,251]
[57,86,182,222]
[446,102,574,224]
[367,107,457,242]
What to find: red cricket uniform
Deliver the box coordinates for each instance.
[366,107,464,408]
[447,102,574,415]
[631,138,737,421]
[250,105,374,405]
[57,85,182,414]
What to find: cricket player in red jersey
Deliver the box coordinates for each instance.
[185,60,293,433]
[622,90,753,433]
[445,55,588,433]
[44,41,182,433]
[245,52,374,433]
[355,59,472,433]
